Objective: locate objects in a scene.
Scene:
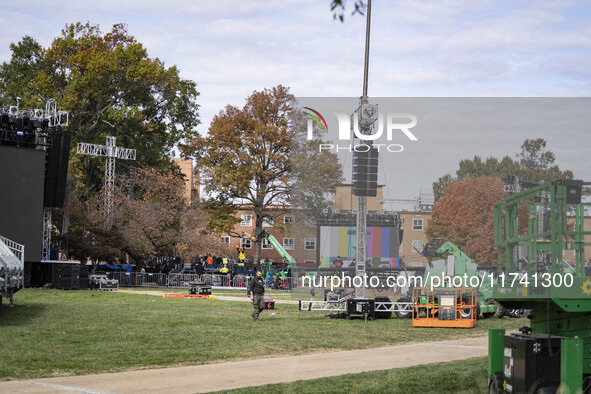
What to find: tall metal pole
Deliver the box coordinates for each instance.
[355,0,372,299]
[362,0,372,98]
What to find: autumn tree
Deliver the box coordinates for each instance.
[432,138,573,201]
[65,168,228,263]
[426,177,507,265]
[183,85,343,264]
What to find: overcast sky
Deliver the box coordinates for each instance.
[1,1,590,205]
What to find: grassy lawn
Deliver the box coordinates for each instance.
[0,288,526,381]
[218,357,489,394]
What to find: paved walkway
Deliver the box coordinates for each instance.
[0,336,488,393]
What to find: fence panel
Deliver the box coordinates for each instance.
[102,271,268,289]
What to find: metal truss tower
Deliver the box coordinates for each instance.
[41,208,52,261]
[77,136,136,220]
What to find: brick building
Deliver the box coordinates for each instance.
[222,207,318,266]
[398,211,430,267]
[217,184,433,268]
[184,152,432,267]
[173,158,199,204]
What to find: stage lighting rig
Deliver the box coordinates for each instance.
[0,99,68,148]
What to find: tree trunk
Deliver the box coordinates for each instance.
[252,212,263,267]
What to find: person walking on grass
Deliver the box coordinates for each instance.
[249,270,265,321]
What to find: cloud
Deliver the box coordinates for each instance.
[0,0,590,198]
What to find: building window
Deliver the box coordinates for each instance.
[304,238,316,250]
[411,240,423,254]
[241,238,252,249]
[262,238,273,249]
[262,217,274,227]
[220,236,230,246]
[284,216,295,224]
[283,238,294,250]
[241,214,252,227]
[412,218,423,231]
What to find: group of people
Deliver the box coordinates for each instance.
[330,256,358,268]
[194,253,233,270]
[137,256,181,273]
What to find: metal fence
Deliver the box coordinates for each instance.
[104,271,254,289]
[106,272,167,287]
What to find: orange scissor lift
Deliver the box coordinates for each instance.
[412,287,477,328]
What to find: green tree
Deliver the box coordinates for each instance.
[0,22,200,194]
[0,36,45,104]
[516,138,572,182]
[432,138,572,201]
[183,85,343,264]
[0,23,201,260]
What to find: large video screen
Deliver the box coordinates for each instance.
[0,146,44,262]
[319,226,401,268]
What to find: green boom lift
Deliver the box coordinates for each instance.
[488,179,591,393]
[242,230,298,284]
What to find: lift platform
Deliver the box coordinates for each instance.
[411,287,477,328]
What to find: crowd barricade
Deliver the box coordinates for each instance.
[103,271,290,290]
[232,274,250,288]
[167,272,201,287]
[106,272,167,287]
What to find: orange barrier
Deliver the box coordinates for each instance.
[411,287,476,328]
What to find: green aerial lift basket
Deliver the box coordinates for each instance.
[488,179,591,393]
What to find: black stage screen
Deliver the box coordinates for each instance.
[0,146,44,262]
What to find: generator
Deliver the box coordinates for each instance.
[188,282,211,295]
[502,331,561,393]
[89,274,118,291]
[346,298,375,320]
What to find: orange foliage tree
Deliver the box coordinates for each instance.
[426,177,507,265]
[65,167,229,263]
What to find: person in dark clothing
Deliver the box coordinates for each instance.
[195,261,204,277]
[248,270,266,321]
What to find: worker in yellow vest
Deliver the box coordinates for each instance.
[220,264,230,286]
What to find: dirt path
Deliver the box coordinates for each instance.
[0,336,488,393]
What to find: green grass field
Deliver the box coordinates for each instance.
[0,288,526,382]
[219,357,489,394]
